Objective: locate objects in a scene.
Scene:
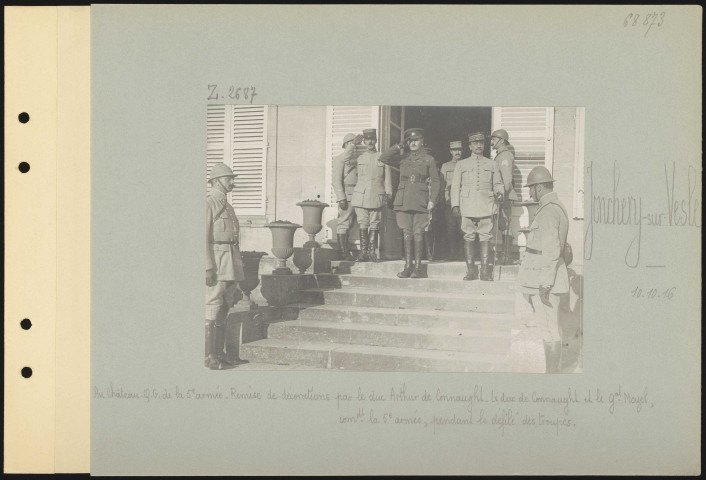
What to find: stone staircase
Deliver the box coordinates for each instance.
[240,260,535,372]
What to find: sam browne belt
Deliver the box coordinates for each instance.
[401,174,429,184]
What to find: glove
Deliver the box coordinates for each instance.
[495,192,504,202]
[452,206,461,218]
[427,201,435,211]
[539,285,553,307]
[397,140,407,150]
[384,194,394,209]
[338,199,348,211]
[353,134,364,145]
[206,270,217,287]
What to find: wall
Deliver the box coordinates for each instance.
[239,105,329,253]
[551,107,584,270]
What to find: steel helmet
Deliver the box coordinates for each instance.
[341,133,356,148]
[490,129,509,142]
[208,163,237,182]
[525,166,555,187]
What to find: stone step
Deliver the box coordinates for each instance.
[340,274,516,294]
[323,288,515,313]
[331,260,518,279]
[299,287,339,304]
[267,319,510,353]
[240,338,510,372]
[297,304,517,330]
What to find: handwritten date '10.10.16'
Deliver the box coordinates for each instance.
[630,286,676,300]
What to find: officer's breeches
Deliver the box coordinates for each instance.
[396,211,429,240]
[529,293,561,343]
[443,205,462,236]
[355,207,381,230]
[205,280,239,324]
[336,200,356,234]
[461,216,493,242]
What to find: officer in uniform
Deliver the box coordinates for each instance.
[349,128,392,262]
[490,129,519,264]
[439,140,464,261]
[331,133,361,260]
[450,132,504,281]
[516,166,570,373]
[206,163,245,370]
[379,128,440,278]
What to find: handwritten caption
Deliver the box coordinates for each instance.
[94,382,654,436]
[584,161,701,269]
[208,84,258,103]
[624,12,666,37]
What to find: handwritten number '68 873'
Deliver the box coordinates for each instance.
[624,12,666,37]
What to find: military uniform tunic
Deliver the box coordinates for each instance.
[331,146,359,234]
[450,153,504,217]
[516,191,570,342]
[206,188,245,322]
[494,144,519,234]
[350,149,392,230]
[379,146,441,213]
[440,159,462,236]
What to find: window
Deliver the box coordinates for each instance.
[206,104,268,216]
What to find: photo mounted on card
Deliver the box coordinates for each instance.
[203,104,584,374]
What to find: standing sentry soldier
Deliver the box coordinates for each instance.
[349,129,392,262]
[332,133,363,260]
[450,132,504,281]
[379,128,441,279]
[490,129,519,264]
[516,166,570,374]
[440,140,464,261]
[206,163,245,370]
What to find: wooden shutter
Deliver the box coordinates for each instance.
[323,106,379,239]
[206,104,268,216]
[492,107,554,201]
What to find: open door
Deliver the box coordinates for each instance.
[379,106,405,260]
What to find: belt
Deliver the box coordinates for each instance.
[526,247,542,255]
[401,174,429,184]
[211,241,239,245]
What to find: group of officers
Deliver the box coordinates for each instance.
[332,127,518,281]
[205,127,571,372]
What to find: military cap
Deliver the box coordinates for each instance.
[449,141,463,149]
[525,166,556,187]
[209,163,238,182]
[491,129,509,142]
[341,133,357,148]
[468,131,486,142]
[404,128,425,140]
[362,128,377,139]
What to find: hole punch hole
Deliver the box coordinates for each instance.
[18,112,30,123]
[21,367,33,378]
[20,319,32,330]
[18,162,30,173]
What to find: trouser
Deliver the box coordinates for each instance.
[461,215,493,242]
[528,293,562,343]
[205,280,240,324]
[396,210,429,237]
[336,198,357,234]
[443,204,462,236]
[354,207,382,231]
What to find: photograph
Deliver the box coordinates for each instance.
[205,105,585,373]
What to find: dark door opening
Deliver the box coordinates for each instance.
[380,106,492,260]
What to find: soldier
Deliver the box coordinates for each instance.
[440,140,464,261]
[331,133,362,260]
[450,132,504,281]
[379,128,440,278]
[206,163,245,370]
[490,129,519,264]
[515,166,570,373]
[350,128,392,262]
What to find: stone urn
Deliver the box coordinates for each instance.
[296,200,329,248]
[265,221,301,275]
[238,251,267,308]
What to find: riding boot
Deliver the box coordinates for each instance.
[463,240,478,281]
[214,321,235,366]
[338,233,353,261]
[480,241,494,281]
[205,321,225,369]
[368,230,379,263]
[424,230,434,261]
[357,229,370,262]
[543,341,562,373]
[411,237,426,278]
[397,234,414,278]
[448,235,460,261]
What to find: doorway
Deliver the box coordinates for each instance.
[379,106,492,260]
